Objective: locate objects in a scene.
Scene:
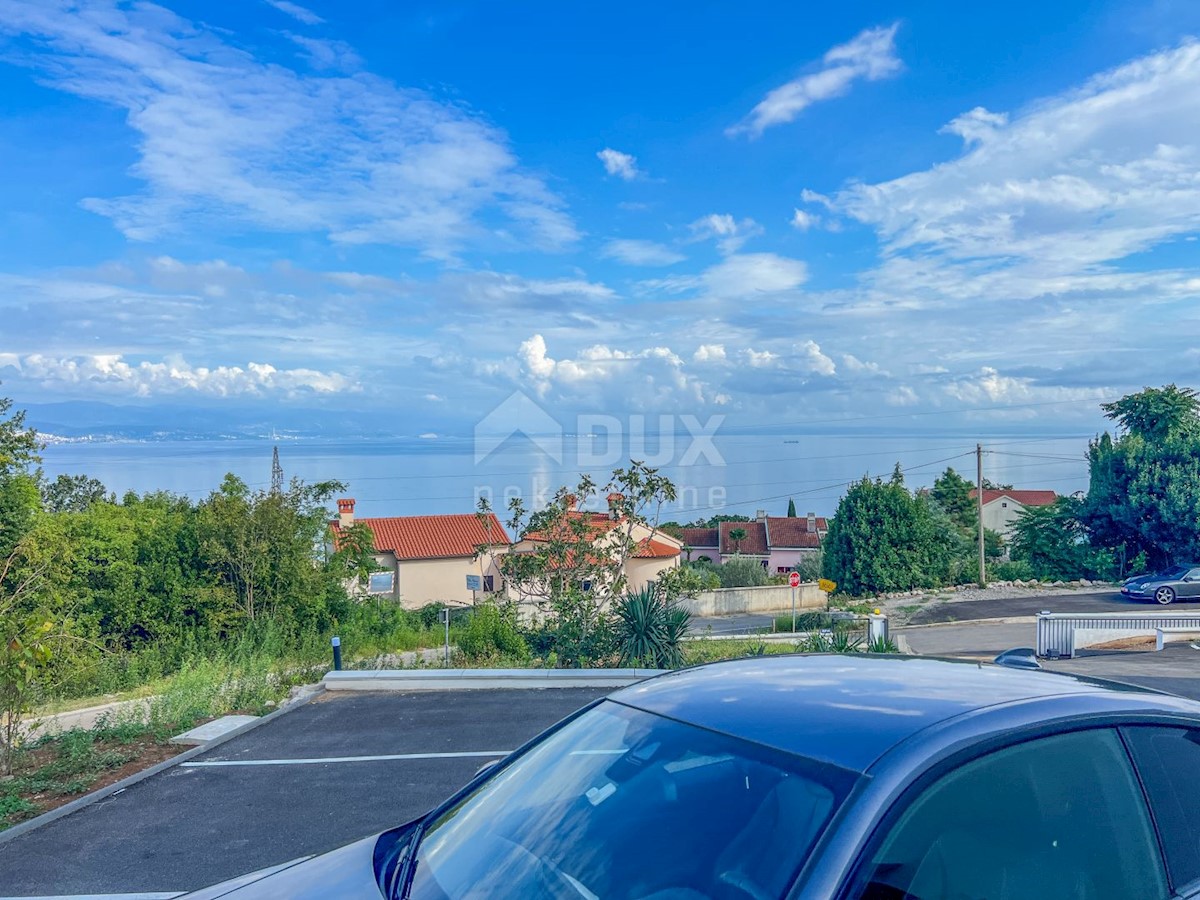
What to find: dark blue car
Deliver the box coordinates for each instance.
[185,655,1200,899]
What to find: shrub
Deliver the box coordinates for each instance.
[457,603,528,661]
[989,559,1035,582]
[613,586,691,669]
[715,558,770,588]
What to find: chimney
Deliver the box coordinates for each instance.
[337,498,355,528]
[807,512,817,532]
[606,492,624,520]
[756,509,767,523]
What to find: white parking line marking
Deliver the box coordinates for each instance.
[0,894,183,899]
[180,750,513,767]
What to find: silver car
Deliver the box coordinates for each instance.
[1122,564,1200,604]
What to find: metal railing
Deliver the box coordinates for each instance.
[1036,610,1200,658]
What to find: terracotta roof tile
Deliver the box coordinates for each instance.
[969,489,1058,507]
[765,517,826,548]
[633,537,682,559]
[678,527,719,548]
[720,521,768,555]
[522,510,619,543]
[333,513,510,560]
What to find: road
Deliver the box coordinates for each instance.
[0,688,610,897]
[905,589,1154,625]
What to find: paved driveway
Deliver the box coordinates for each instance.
[0,688,609,898]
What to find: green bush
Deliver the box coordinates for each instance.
[613,586,690,669]
[989,559,1036,581]
[457,603,528,661]
[715,558,770,588]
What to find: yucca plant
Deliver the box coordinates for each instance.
[614,585,691,669]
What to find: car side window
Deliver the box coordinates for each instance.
[1123,726,1200,892]
[855,728,1168,900]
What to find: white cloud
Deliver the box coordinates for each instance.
[728,24,902,138]
[693,344,726,363]
[424,393,444,402]
[836,39,1200,301]
[886,385,919,406]
[744,349,778,368]
[0,1,575,259]
[701,253,808,298]
[1,352,357,398]
[943,367,1107,407]
[796,340,836,376]
[597,148,642,181]
[688,213,764,253]
[515,334,714,405]
[601,238,685,266]
[841,354,885,374]
[790,209,820,230]
[264,0,324,25]
[940,106,1008,145]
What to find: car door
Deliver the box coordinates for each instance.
[1123,726,1200,898]
[1179,567,1200,599]
[842,727,1170,900]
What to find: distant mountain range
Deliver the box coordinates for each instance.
[22,400,408,442]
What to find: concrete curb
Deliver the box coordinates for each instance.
[0,687,325,846]
[323,668,665,691]
[898,615,1037,629]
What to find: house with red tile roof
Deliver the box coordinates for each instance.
[969,488,1058,540]
[330,499,511,607]
[509,494,682,603]
[676,510,827,572]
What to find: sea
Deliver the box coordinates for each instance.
[38,431,1096,521]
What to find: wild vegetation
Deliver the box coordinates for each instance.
[821,386,1200,595]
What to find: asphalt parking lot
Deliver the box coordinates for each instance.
[0,687,611,898]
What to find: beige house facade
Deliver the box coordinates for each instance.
[331,500,511,608]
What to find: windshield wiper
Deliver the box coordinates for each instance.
[387,820,427,900]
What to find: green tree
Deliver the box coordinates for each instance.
[931,468,975,532]
[1010,497,1115,581]
[787,498,797,517]
[0,529,65,774]
[196,474,345,624]
[823,473,960,595]
[0,395,42,559]
[1101,384,1199,440]
[728,527,747,555]
[1081,386,1200,569]
[0,395,40,479]
[42,474,110,513]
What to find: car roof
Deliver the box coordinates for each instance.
[610,654,1196,772]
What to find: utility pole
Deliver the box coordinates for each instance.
[271,445,284,495]
[976,442,986,587]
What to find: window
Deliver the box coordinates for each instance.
[407,701,856,900]
[855,728,1167,900]
[777,566,790,574]
[1123,727,1200,890]
[367,571,394,594]
[483,574,495,592]
[1002,501,1008,507]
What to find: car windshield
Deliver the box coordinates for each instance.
[1157,566,1188,579]
[403,700,855,900]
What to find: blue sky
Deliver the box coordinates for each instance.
[1,0,1199,437]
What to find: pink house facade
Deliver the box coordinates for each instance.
[678,511,827,571]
